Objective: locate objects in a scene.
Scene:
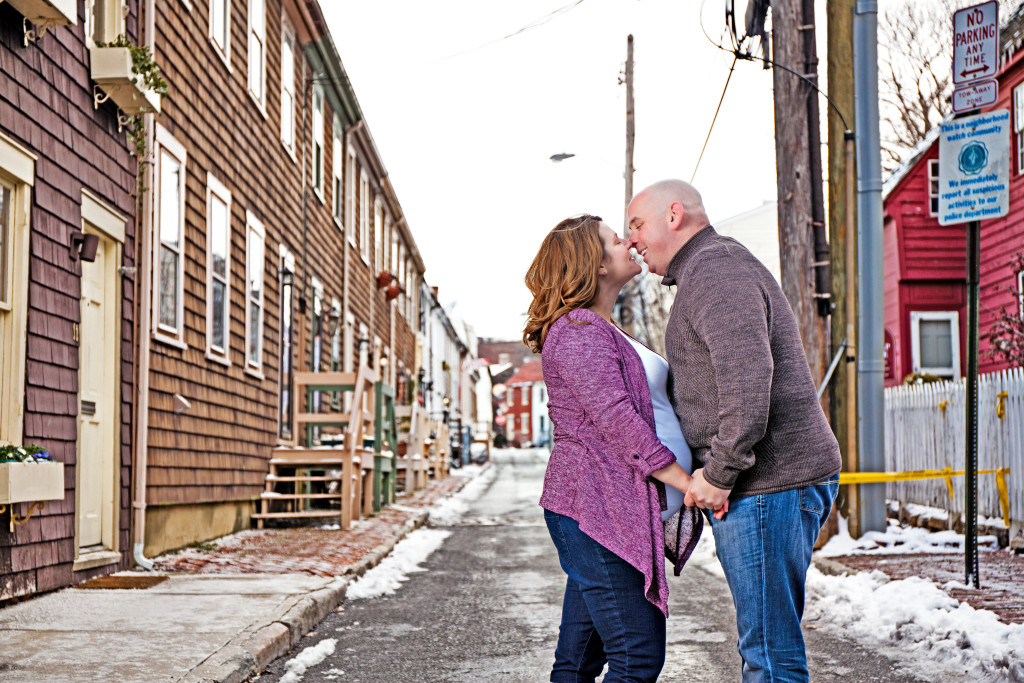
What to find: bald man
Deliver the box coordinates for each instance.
[628,180,841,683]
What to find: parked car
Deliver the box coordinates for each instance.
[469,442,489,464]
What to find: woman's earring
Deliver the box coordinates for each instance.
[599,267,607,275]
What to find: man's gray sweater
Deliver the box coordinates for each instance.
[662,226,841,496]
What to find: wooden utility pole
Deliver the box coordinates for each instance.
[624,34,634,233]
[772,0,830,400]
[827,0,859,535]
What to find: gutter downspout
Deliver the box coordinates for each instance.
[132,0,156,571]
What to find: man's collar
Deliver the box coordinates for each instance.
[660,225,715,287]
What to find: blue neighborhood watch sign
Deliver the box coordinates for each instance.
[938,109,1010,225]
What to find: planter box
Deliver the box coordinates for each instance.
[5,0,77,27]
[90,46,161,115]
[0,462,65,505]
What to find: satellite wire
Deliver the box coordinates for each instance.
[433,0,588,62]
[691,54,738,183]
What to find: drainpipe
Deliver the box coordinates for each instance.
[132,0,156,571]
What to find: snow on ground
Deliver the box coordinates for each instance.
[279,638,337,683]
[686,512,1024,681]
[345,463,495,600]
[426,463,498,525]
[818,513,999,557]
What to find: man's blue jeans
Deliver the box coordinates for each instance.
[709,478,838,683]
[544,510,666,683]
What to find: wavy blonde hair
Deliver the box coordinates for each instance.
[523,214,603,352]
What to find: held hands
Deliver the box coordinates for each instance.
[683,468,731,520]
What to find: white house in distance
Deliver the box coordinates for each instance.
[714,200,781,284]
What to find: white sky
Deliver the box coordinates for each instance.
[323,1,779,340]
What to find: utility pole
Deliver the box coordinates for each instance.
[771,0,830,398]
[624,33,634,233]
[828,0,860,536]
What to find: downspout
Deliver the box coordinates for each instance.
[132,0,156,571]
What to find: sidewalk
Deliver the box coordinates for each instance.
[0,469,477,683]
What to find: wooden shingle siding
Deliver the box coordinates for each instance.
[0,1,138,599]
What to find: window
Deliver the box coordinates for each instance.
[382,213,391,273]
[245,210,266,373]
[278,248,295,440]
[332,121,343,226]
[522,386,528,405]
[374,198,383,275]
[247,0,266,107]
[397,244,405,315]
[1016,82,1024,174]
[206,174,232,362]
[359,172,369,263]
[928,159,939,216]
[311,277,324,373]
[280,22,296,153]
[209,0,231,67]
[0,132,34,448]
[312,85,325,199]
[358,322,369,369]
[343,312,354,373]
[1019,271,1024,318]
[87,0,124,46]
[345,146,356,244]
[154,126,187,346]
[910,311,960,379]
[330,299,341,371]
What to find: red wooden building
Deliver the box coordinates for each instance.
[883,6,1024,386]
[504,359,545,447]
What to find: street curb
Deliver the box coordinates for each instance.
[812,555,859,577]
[184,468,481,683]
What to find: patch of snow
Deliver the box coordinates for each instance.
[806,568,1024,681]
[345,528,451,600]
[279,638,337,683]
[818,515,998,557]
[428,464,498,526]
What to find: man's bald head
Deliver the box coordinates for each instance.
[626,179,711,276]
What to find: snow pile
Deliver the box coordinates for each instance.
[428,463,498,526]
[818,515,999,557]
[345,528,451,600]
[279,638,337,683]
[806,568,1024,681]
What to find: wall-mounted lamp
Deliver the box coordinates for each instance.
[323,306,342,338]
[379,350,389,369]
[280,269,295,287]
[69,230,100,262]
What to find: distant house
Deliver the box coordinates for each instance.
[715,200,781,284]
[504,359,548,448]
[881,6,1024,385]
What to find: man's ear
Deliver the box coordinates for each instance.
[667,201,685,230]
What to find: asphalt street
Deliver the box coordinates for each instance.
[251,449,940,682]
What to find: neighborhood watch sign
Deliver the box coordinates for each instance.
[938,109,1010,226]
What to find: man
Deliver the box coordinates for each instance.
[627,179,841,682]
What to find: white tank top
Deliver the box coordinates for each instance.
[617,328,693,521]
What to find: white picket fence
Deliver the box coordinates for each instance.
[884,367,1024,532]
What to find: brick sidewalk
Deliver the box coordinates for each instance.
[824,550,1024,624]
[154,474,468,576]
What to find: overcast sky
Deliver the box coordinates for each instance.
[322,0,780,341]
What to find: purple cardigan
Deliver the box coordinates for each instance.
[539,308,680,617]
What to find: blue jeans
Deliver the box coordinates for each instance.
[709,478,838,683]
[544,510,666,683]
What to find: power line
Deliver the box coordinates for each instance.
[433,0,588,62]
[691,54,738,183]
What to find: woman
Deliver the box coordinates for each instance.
[524,214,717,683]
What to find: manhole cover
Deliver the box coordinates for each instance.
[74,575,169,590]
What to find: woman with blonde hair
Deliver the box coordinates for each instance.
[525,214,714,682]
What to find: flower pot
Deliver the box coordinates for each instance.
[5,0,76,27]
[90,46,162,114]
[0,461,65,504]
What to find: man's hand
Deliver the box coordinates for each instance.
[684,468,731,520]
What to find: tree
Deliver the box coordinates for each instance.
[879,0,1019,173]
[983,251,1024,367]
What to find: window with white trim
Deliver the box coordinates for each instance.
[312,84,325,199]
[391,222,398,277]
[154,126,187,345]
[397,243,405,316]
[247,0,265,106]
[245,210,266,373]
[1015,82,1024,174]
[206,174,232,362]
[521,385,528,405]
[280,21,296,152]
[332,120,343,226]
[359,172,369,263]
[0,133,34,448]
[382,212,391,273]
[374,198,383,275]
[910,311,960,379]
[345,146,356,244]
[86,0,125,46]
[209,0,231,67]
[1018,270,1024,318]
[928,159,939,216]
[358,322,369,369]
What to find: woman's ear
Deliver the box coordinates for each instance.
[598,266,608,275]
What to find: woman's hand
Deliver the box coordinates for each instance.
[685,468,731,520]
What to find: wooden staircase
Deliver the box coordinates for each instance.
[395,402,428,493]
[251,365,377,530]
